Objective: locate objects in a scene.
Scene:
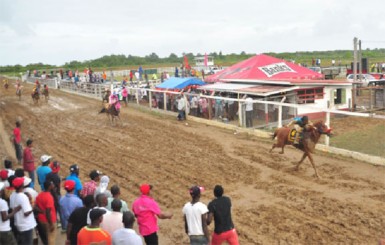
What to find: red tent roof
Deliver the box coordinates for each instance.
[206,54,324,82]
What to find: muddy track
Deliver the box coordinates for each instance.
[0,82,384,244]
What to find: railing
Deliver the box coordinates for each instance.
[24,77,385,162]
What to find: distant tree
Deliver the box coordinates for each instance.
[240,51,246,55]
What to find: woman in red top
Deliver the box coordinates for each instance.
[12,121,22,165]
[23,139,35,189]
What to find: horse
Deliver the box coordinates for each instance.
[102,90,111,105]
[16,87,22,101]
[99,103,120,125]
[270,121,332,178]
[31,91,39,104]
[42,89,49,102]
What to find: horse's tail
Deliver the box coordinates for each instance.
[272,129,279,140]
[99,108,106,114]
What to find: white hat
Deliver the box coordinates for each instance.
[23,177,32,187]
[40,155,52,163]
[100,175,110,193]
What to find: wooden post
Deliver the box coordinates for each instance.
[163,91,167,111]
[369,87,372,110]
[183,94,188,120]
[149,90,152,108]
[278,96,286,128]
[136,88,139,105]
[237,93,242,127]
[264,97,269,125]
[325,100,331,147]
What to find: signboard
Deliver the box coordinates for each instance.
[258,62,297,77]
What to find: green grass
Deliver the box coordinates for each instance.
[330,124,385,158]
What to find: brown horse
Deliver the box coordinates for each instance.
[31,91,39,104]
[270,121,332,178]
[99,103,120,125]
[42,89,49,102]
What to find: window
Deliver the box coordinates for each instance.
[296,87,324,104]
[333,88,346,105]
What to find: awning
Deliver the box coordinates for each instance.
[156,77,206,89]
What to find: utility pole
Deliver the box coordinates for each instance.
[353,37,358,111]
[358,39,362,82]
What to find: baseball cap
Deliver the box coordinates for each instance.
[0,170,8,180]
[12,177,24,188]
[64,180,76,191]
[23,177,32,187]
[90,208,106,222]
[70,164,79,172]
[40,155,52,163]
[49,161,60,173]
[140,184,152,195]
[89,170,101,180]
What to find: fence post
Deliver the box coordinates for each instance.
[278,96,286,128]
[325,100,331,147]
[149,90,152,108]
[163,92,167,111]
[136,88,139,105]
[237,93,242,127]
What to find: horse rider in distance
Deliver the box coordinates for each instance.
[286,115,314,145]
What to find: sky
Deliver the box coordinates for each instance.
[0,0,384,66]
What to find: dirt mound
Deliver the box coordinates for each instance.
[1,82,384,244]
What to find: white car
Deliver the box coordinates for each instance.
[346,74,377,87]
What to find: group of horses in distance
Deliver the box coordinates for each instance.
[270,121,332,178]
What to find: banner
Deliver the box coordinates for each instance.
[258,62,296,77]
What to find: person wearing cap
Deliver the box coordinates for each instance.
[36,155,52,191]
[35,180,57,245]
[112,211,142,245]
[182,186,210,245]
[77,208,112,245]
[80,169,101,198]
[66,195,95,245]
[9,177,37,245]
[0,182,21,245]
[94,175,112,199]
[23,176,38,204]
[59,180,82,232]
[207,185,239,245]
[66,164,82,197]
[0,170,9,188]
[22,139,35,189]
[132,184,173,245]
[11,121,22,165]
[106,185,129,213]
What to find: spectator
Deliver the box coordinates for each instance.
[11,121,22,165]
[77,209,112,245]
[4,159,15,177]
[132,184,173,245]
[59,180,83,232]
[0,170,8,188]
[106,185,129,212]
[35,181,57,245]
[244,95,253,128]
[10,177,37,245]
[94,175,112,198]
[23,177,38,204]
[190,96,198,117]
[207,185,239,245]
[65,164,82,197]
[45,161,62,229]
[66,195,95,245]
[182,186,210,245]
[0,182,21,245]
[177,95,186,121]
[101,199,124,235]
[122,86,128,106]
[80,169,101,198]
[23,139,35,188]
[36,155,52,191]
[87,193,111,225]
[112,211,142,245]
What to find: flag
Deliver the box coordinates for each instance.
[204,53,208,67]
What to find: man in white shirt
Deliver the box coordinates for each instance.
[112,211,142,245]
[0,182,21,245]
[101,199,123,235]
[244,95,254,128]
[177,95,186,121]
[10,177,37,245]
[182,186,210,245]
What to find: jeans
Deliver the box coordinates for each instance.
[143,232,158,245]
[14,143,22,164]
[189,235,208,245]
[17,229,33,245]
[246,110,253,128]
[27,171,35,189]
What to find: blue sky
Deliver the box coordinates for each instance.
[0,0,383,66]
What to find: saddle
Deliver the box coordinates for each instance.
[288,129,297,143]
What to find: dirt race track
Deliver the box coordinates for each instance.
[1,82,385,244]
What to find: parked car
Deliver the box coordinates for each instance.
[346,74,377,87]
[204,66,223,75]
[308,67,322,74]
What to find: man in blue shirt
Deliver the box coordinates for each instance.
[59,180,83,231]
[66,164,82,197]
[36,155,52,191]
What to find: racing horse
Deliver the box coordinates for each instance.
[42,87,49,102]
[102,90,111,105]
[270,121,332,178]
[99,103,120,125]
[16,87,22,101]
[31,91,39,104]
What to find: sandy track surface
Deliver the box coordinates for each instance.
[1,83,384,244]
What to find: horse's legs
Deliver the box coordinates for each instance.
[280,146,284,154]
[307,153,320,178]
[269,144,276,153]
[295,152,307,170]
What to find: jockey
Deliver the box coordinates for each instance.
[109,91,121,112]
[35,80,41,93]
[15,79,21,93]
[286,115,314,144]
[3,79,9,87]
[43,84,49,95]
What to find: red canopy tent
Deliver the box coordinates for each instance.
[205,54,324,82]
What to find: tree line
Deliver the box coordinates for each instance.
[1,49,384,74]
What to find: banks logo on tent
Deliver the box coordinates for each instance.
[258,62,296,77]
